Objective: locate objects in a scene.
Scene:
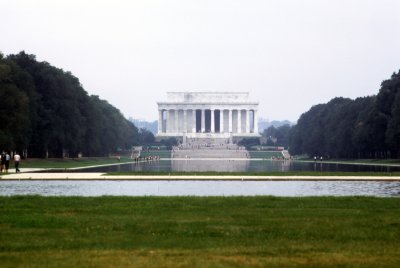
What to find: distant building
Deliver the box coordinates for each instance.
[156,92,260,139]
[129,118,158,134]
[258,118,294,133]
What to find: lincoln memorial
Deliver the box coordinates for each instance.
[157,92,260,140]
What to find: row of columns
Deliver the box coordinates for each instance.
[158,109,258,134]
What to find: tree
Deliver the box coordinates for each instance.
[261,124,291,148]
[138,128,156,144]
[0,56,32,152]
[288,70,400,159]
[1,51,140,157]
[238,138,260,149]
[385,90,400,158]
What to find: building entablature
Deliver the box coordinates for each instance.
[157,103,258,111]
[164,92,253,103]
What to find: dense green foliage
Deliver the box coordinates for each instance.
[290,70,400,159]
[0,51,139,157]
[261,124,291,148]
[137,128,156,144]
[239,124,291,150]
[237,137,260,149]
[0,196,399,267]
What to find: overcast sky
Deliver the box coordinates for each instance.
[1,0,400,122]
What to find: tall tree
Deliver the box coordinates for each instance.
[289,70,400,159]
[2,51,139,157]
[385,89,400,158]
[0,55,32,152]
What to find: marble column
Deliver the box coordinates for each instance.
[192,109,196,133]
[175,109,179,133]
[228,109,232,133]
[211,109,215,133]
[220,109,224,133]
[158,110,162,134]
[245,109,250,133]
[254,110,259,134]
[201,109,205,133]
[165,109,170,133]
[237,109,242,134]
[183,109,187,133]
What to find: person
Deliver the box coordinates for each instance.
[0,152,6,173]
[14,152,21,173]
[5,152,11,173]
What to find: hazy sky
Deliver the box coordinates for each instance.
[1,0,400,122]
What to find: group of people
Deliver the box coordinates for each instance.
[314,156,324,162]
[133,155,160,162]
[271,155,293,161]
[0,152,21,173]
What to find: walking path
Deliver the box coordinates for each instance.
[1,172,400,181]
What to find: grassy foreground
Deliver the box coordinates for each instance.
[0,196,399,267]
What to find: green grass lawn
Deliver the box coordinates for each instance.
[0,196,399,267]
[17,153,169,170]
[300,158,400,165]
[249,151,284,158]
[331,159,400,165]
[18,157,134,169]
[140,150,171,158]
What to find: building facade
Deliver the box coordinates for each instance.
[157,92,260,139]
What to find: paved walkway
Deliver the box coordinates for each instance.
[1,172,400,181]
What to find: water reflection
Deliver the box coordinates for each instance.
[171,159,250,172]
[76,159,400,173]
[1,180,399,197]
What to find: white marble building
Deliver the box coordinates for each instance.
[157,92,260,139]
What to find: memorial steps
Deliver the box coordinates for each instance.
[172,138,249,159]
[172,149,249,159]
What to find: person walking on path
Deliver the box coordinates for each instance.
[5,152,11,173]
[1,152,6,173]
[14,153,21,173]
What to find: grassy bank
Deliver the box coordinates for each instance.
[19,157,134,169]
[0,196,399,267]
[299,158,400,165]
[140,150,171,158]
[248,151,283,159]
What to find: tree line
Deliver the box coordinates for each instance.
[242,70,400,159]
[289,70,400,159]
[2,51,399,159]
[0,51,139,157]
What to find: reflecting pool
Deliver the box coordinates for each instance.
[75,159,400,173]
[3,159,399,197]
[1,180,399,197]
